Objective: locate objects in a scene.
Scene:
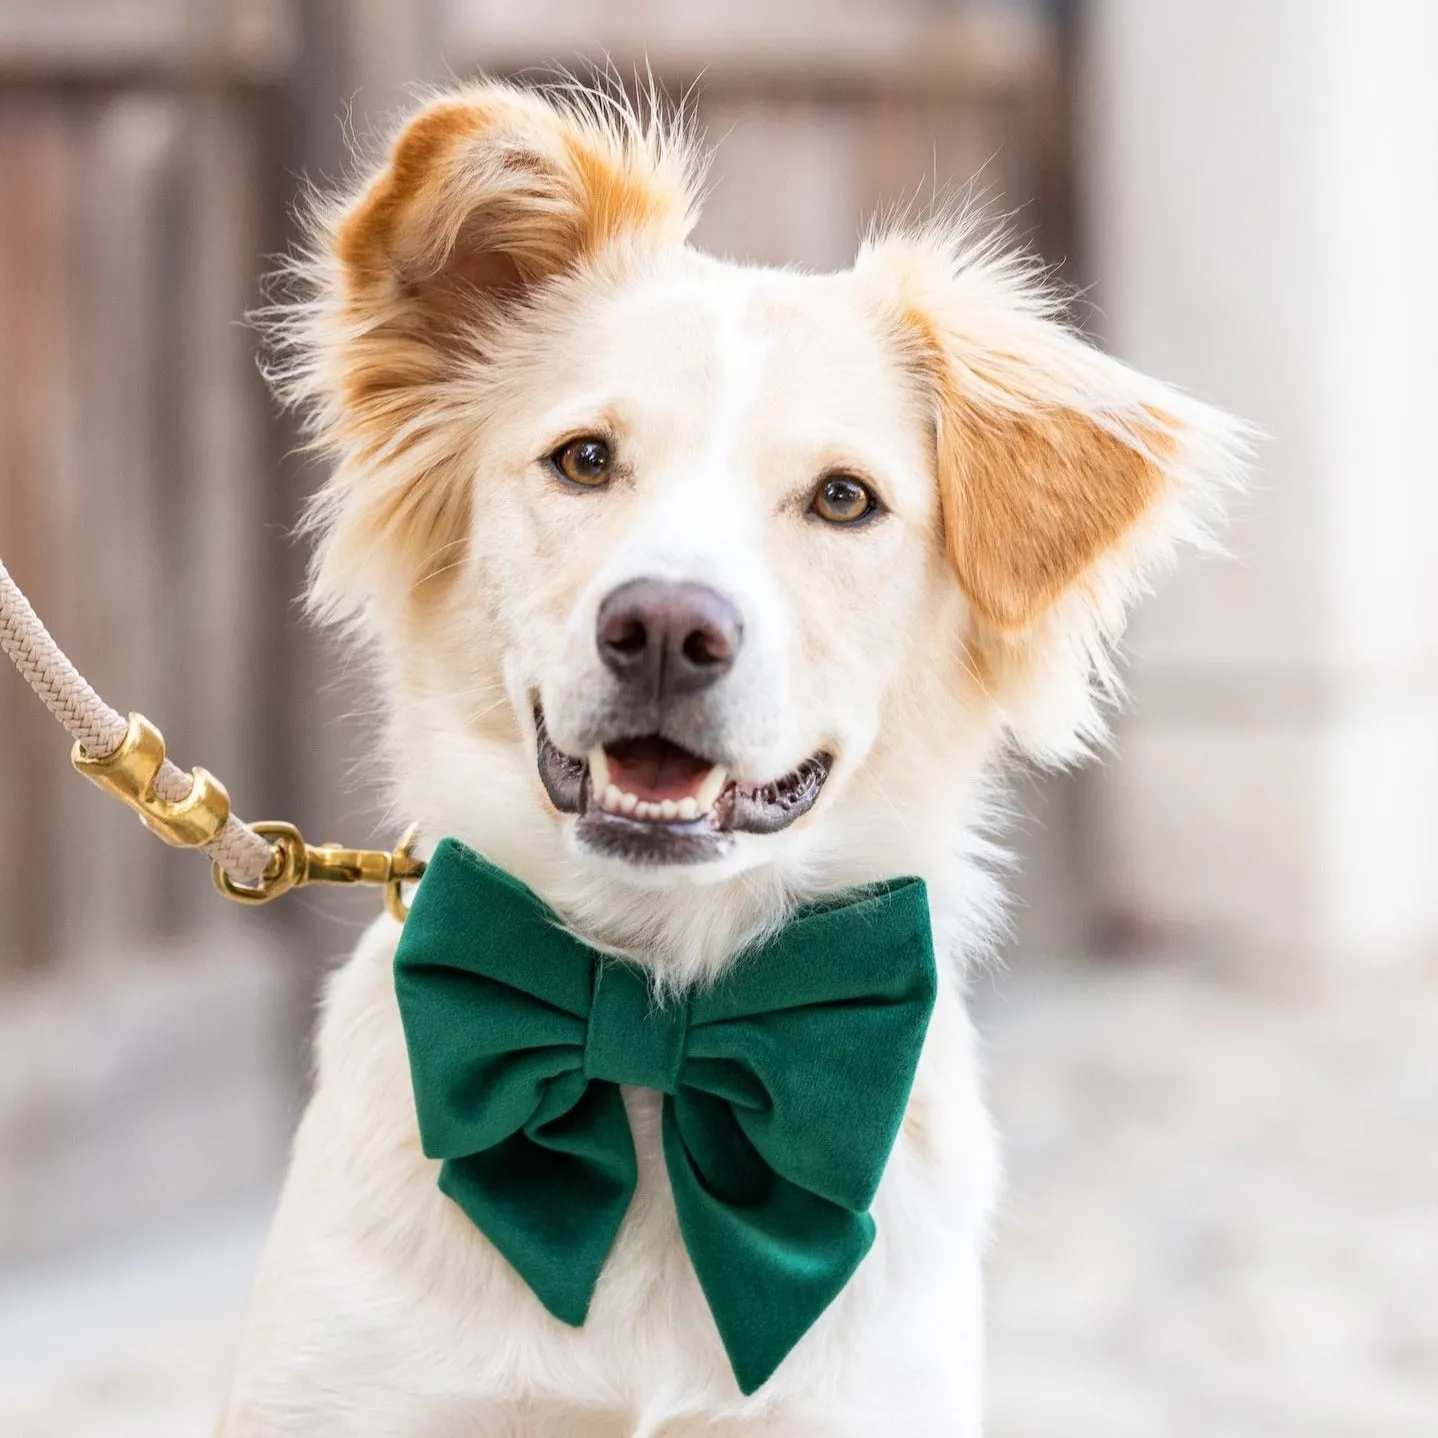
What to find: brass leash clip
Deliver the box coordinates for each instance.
[72,712,232,848]
[68,711,423,919]
[213,821,425,920]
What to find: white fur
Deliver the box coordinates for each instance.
[221,82,1248,1436]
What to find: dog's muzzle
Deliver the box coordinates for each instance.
[536,579,829,865]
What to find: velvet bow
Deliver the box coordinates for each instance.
[393,838,936,1394]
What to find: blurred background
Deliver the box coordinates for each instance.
[0,1,1435,1434]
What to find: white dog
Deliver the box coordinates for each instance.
[221,81,1247,1436]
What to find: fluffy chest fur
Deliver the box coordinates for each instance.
[228,913,995,1434]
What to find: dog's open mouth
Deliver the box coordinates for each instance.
[535,709,830,865]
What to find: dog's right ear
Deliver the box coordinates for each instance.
[334,84,698,335]
[274,82,699,619]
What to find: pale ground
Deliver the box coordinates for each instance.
[0,953,1433,1437]
[979,955,1438,1438]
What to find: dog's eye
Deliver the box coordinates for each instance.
[811,474,878,525]
[550,436,612,487]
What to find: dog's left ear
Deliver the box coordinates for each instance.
[858,229,1251,756]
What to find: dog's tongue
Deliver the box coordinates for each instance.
[604,736,712,803]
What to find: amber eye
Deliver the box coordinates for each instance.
[551,435,612,487]
[810,473,878,525]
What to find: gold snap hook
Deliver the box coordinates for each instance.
[211,821,425,916]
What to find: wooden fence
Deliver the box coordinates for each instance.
[0,0,1066,981]
[2,0,1069,983]
[0,0,1070,1258]
[0,1,296,975]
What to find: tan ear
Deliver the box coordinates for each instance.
[271,81,700,619]
[858,226,1250,753]
[862,232,1192,635]
[935,396,1167,634]
[334,83,698,328]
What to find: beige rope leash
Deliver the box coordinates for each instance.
[0,553,421,915]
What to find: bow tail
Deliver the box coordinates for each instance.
[438,1081,638,1327]
[663,1096,875,1395]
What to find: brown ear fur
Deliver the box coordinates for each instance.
[275,81,700,619]
[935,390,1166,634]
[335,87,696,317]
[878,250,1174,637]
[859,227,1248,755]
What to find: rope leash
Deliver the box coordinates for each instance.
[0,553,421,917]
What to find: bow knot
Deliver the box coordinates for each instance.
[584,963,687,1093]
[394,838,936,1394]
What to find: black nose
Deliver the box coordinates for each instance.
[596,578,743,701]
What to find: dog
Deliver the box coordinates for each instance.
[220,80,1248,1436]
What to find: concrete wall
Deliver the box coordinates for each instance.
[1081,0,1438,966]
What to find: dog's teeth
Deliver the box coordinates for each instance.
[694,766,728,812]
[676,797,699,821]
[619,791,638,814]
[589,747,611,793]
[658,799,678,822]
[633,801,652,820]
[603,784,622,812]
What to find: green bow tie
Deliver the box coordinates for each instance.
[393,838,936,1394]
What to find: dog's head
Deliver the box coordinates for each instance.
[276,83,1246,976]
